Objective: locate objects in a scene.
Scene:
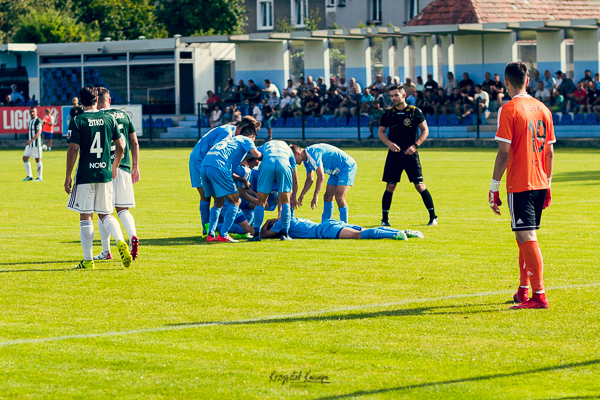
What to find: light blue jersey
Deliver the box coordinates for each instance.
[256,140,296,194]
[236,165,278,212]
[303,144,354,175]
[201,135,256,173]
[269,217,319,239]
[257,140,296,165]
[190,124,235,164]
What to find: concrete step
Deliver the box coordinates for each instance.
[179,121,197,127]
[185,115,199,121]
[167,127,198,134]
[161,131,198,139]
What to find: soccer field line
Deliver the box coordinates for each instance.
[1,282,599,348]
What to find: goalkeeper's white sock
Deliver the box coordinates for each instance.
[117,210,137,241]
[100,215,125,243]
[36,161,43,180]
[80,220,94,261]
[98,216,112,253]
[24,161,32,177]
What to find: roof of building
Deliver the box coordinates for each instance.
[406,0,600,26]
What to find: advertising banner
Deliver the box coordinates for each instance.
[0,106,62,134]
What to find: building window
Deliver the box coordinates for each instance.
[258,0,273,30]
[409,0,419,19]
[292,0,308,27]
[372,0,382,23]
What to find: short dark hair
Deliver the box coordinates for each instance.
[264,79,271,85]
[248,79,254,84]
[475,84,482,89]
[97,87,110,99]
[240,125,257,137]
[30,106,36,110]
[388,85,403,93]
[504,61,528,89]
[79,86,98,107]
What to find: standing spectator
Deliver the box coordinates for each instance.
[369,100,384,139]
[322,89,344,117]
[360,88,374,115]
[569,81,588,114]
[279,90,292,118]
[222,78,237,102]
[237,79,249,100]
[492,73,506,105]
[68,97,83,123]
[580,69,594,83]
[444,72,459,96]
[337,76,349,94]
[403,77,416,94]
[534,82,551,106]
[261,99,274,141]
[268,91,280,115]
[262,79,280,99]
[551,89,565,113]
[303,89,321,117]
[541,70,556,91]
[458,72,474,93]
[230,104,242,123]
[424,73,438,92]
[528,69,541,91]
[205,90,220,115]
[244,80,262,103]
[210,104,223,128]
[251,101,262,123]
[415,76,425,92]
[348,77,362,93]
[316,77,327,96]
[10,84,24,104]
[41,108,55,151]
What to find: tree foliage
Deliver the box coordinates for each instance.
[13,8,100,43]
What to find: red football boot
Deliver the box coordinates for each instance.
[130,236,139,261]
[513,287,529,304]
[206,234,217,242]
[216,234,239,243]
[510,293,549,309]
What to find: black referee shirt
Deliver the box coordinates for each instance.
[379,105,426,151]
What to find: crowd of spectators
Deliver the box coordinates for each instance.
[0,84,34,106]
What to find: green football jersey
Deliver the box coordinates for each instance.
[67,110,120,184]
[104,108,136,173]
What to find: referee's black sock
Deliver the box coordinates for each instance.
[382,190,393,222]
[420,189,436,219]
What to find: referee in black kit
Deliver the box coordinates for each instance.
[377,85,437,227]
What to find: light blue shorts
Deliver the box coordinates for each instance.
[315,219,362,239]
[189,157,203,188]
[200,166,237,198]
[327,161,357,187]
[258,156,294,194]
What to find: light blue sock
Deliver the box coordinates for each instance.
[322,201,334,222]
[379,226,400,233]
[291,209,295,218]
[254,206,265,233]
[339,206,349,223]
[281,203,291,235]
[208,207,221,236]
[360,228,398,240]
[244,209,255,226]
[220,204,239,237]
[216,223,244,234]
[200,201,210,233]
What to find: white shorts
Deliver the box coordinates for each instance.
[113,168,136,208]
[23,145,42,159]
[67,182,114,214]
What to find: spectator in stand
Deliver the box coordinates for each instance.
[305,76,318,91]
[460,84,488,121]
[345,85,362,116]
[348,77,361,93]
[406,87,417,106]
[541,70,556,91]
[415,76,425,92]
[359,88,374,115]
[393,76,401,86]
[369,100,384,139]
[327,76,337,95]
[403,77,416,94]
[528,69,541,91]
[420,90,439,117]
[222,106,233,123]
[585,80,600,115]
[210,104,223,128]
[424,73,438,92]
[289,90,302,118]
[205,90,220,115]
[279,89,292,119]
[554,70,563,89]
[445,87,462,115]
[261,99,274,141]
[459,83,476,110]
[569,81,588,114]
[297,77,307,93]
[222,78,237,103]
[580,69,594,83]
[458,72,474,93]
[551,89,565,113]
[558,72,576,98]
[268,91,280,116]
[337,76,349,94]
[262,79,280,99]
[482,72,495,96]
[304,89,321,117]
[534,81,551,107]
[237,79,249,100]
[251,101,262,124]
[596,73,600,89]
[436,88,448,115]
[245,80,262,103]
[444,72,459,96]
[9,84,24,104]
[384,75,394,91]
[492,73,506,105]
[316,76,327,96]
[369,74,385,92]
[322,89,344,117]
[231,104,242,123]
[284,79,296,93]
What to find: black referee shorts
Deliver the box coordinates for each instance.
[382,151,423,184]
[507,189,548,232]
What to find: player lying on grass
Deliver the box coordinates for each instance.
[200,127,262,243]
[249,140,299,242]
[260,217,424,240]
[290,143,357,223]
[189,116,261,235]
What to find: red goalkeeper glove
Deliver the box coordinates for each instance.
[543,178,552,209]
[489,179,502,215]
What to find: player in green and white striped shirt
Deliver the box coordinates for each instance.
[22,107,43,182]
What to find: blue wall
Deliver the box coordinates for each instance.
[574,61,597,82]
[454,63,506,86]
[304,68,326,80]
[345,67,368,89]
[537,62,561,76]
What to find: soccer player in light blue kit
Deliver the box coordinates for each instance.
[260,217,423,240]
[291,143,357,223]
[248,140,299,242]
[199,126,262,242]
[234,157,279,226]
[189,116,260,234]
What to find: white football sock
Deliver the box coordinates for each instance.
[80,220,94,261]
[98,216,111,253]
[117,210,137,240]
[36,161,43,180]
[24,161,32,177]
[100,215,124,242]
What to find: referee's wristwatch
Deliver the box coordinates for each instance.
[414,142,420,148]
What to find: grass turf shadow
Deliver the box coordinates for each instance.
[552,170,600,184]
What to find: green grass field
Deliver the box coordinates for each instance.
[1,146,599,399]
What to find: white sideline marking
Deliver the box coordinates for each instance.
[1,282,598,347]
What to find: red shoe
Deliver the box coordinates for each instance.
[206,234,217,242]
[216,234,239,243]
[513,287,529,303]
[510,293,549,309]
[130,235,139,261]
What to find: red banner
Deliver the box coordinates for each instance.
[0,106,62,134]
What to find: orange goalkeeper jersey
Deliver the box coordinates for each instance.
[495,94,556,193]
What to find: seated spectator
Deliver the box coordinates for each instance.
[2,94,14,106]
[403,77,416,94]
[243,80,262,103]
[262,79,280,99]
[344,85,362,116]
[250,101,262,124]
[459,83,476,110]
[348,77,361,94]
[586,81,600,115]
[222,78,237,103]
[305,76,318,91]
[406,87,417,106]
[444,72,459,96]
[492,73,506,105]
[322,89,344,117]
[205,90,220,115]
[554,70,563,89]
[304,89,321,117]
[279,89,292,118]
[369,74,385,92]
[359,88,374,115]
[528,69,541,91]
[558,72,576,99]
[459,72,474,93]
[568,81,588,114]
[262,99,274,141]
[337,77,349,94]
[415,76,425,92]
[287,90,302,118]
[296,77,307,93]
[237,79,249,99]
[9,84,24,104]
[284,79,296,93]
[551,89,565,114]
[384,75,394,91]
[424,73,438,92]
[444,87,462,115]
[210,104,222,128]
[596,73,600,90]
[371,88,386,108]
[222,106,233,123]
[420,90,439,116]
[461,84,488,121]
[580,69,594,84]
[268,91,280,114]
[230,104,242,123]
[435,88,447,115]
[542,70,556,91]
[316,76,327,96]
[369,100,384,139]
[393,76,401,86]
[327,76,337,95]
[481,72,495,96]
[534,81,551,107]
